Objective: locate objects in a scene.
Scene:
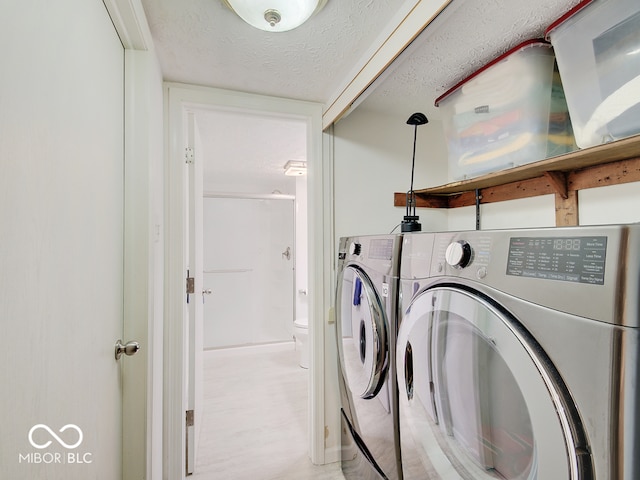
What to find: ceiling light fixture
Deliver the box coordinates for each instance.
[284,160,307,176]
[223,0,328,32]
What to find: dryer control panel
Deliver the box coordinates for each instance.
[506,236,607,285]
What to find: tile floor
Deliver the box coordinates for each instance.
[192,342,345,480]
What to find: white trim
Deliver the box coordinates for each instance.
[105,1,161,479]
[320,125,339,463]
[322,0,453,129]
[164,83,329,475]
[102,0,153,50]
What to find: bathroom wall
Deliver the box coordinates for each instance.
[295,175,309,323]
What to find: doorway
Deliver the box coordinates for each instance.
[164,84,330,478]
[190,105,310,475]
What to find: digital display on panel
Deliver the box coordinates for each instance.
[506,236,607,285]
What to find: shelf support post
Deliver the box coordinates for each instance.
[555,190,579,227]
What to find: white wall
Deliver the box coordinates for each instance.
[578,182,640,225]
[295,175,309,322]
[448,195,557,231]
[447,178,640,229]
[333,108,448,240]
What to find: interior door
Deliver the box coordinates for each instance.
[0,0,127,478]
[186,112,204,475]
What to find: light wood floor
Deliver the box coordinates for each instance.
[192,342,345,480]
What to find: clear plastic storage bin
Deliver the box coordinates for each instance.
[546,0,640,148]
[436,40,576,182]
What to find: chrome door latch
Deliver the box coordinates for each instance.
[115,339,140,360]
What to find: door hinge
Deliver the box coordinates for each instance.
[186,277,195,294]
[186,409,195,476]
[186,409,195,427]
[185,147,194,164]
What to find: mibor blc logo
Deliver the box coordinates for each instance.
[19,424,93,465]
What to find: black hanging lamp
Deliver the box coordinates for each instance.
[401,112,428,233]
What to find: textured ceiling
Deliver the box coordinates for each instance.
[356,0,583,121]
[140,0,407,103]
[194,108,307,193]
[140,0,583,189]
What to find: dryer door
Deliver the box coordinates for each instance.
[337,265,388,401]
[397,287,591,480]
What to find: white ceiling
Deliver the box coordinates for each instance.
[194,108,307,192]
[140,0,409,103]
[139,0,582,189]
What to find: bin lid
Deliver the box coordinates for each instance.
[434,39,552,107]
[545,0,595,40]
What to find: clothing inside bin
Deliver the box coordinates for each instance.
[448,60,574,170]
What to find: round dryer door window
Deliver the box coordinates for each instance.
[397,287,591,480]
[337,265,388,399]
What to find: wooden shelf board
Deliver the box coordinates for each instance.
[413,135,640,196]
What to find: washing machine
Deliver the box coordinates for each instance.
[336,234,404,480]
[396,225,640,479]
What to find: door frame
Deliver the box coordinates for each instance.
[102,0,160,478]
[164,83,330,478]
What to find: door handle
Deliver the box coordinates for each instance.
[115,339,140,360]
[404,341,414,401]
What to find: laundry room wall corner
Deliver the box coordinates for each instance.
[320,125,341,464]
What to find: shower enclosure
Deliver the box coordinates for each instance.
[203,195,295,348]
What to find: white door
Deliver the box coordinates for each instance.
[0,1,130,478]
[202,197,295,348]
[186,113,205,475]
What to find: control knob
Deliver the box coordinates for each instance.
[349,242,362,256]
[445,240,472,268]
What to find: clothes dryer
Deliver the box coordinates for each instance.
[397,225,640,479]
[336,235,404,480]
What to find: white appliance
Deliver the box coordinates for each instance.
[397,225,640,479]
[336,235,403,480]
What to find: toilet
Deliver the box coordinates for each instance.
[293,318,309,369]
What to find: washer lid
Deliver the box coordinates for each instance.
[338,265,388,399]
